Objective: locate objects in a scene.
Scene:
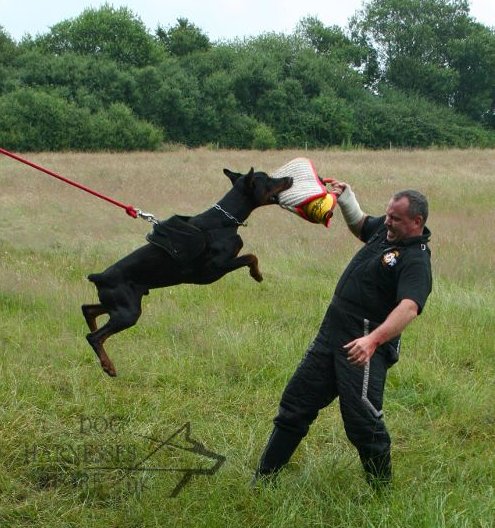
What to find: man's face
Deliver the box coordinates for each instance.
[384,197,423,242]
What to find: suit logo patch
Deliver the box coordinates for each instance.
[382,250,400,267]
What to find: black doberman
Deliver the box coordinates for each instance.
[82,167,293,377]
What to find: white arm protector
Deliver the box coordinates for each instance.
[338,184,365,227]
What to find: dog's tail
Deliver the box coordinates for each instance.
[87,273,104,285]
[87,270,125,291]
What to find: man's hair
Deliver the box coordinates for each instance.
[393,190,428,225]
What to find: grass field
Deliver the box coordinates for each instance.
[0,148,494,527]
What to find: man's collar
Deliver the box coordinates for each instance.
[400,226,431,246]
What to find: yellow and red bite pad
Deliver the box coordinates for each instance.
[271,157,337,227]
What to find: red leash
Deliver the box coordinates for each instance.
[0,147,157,223]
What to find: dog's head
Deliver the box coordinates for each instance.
[223,167,293,206]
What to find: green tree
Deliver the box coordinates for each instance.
[230,41,284,114]
[31,5,161,67]
[307,94,354,146]
[297,16,379,87]
[0,88,88,151]
[2,9,495,150]
[351,87,495,148]
[15,51,136,108]
[87,103,164,150]
[350,0,471,68]
[296,16,370,64]
[290,48,366,100]
[449,24,495,124]
[0,27,18,66]
[350,0,495,122]
[252,123,277,150]
[156,18,211,56]
[0,88,163,151]
[132,60,199,144]
[0,28,19,94]
[256,79,308,147]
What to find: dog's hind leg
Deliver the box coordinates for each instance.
[86,284,145,377]
[82,304,108,332]
[86,330,117,377]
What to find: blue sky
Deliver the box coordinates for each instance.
[2,0,494,42]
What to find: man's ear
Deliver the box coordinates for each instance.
[414,214,424,229]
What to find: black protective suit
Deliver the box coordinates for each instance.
[257,216,432,483]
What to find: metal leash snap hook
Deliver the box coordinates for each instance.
[137,210,159,225]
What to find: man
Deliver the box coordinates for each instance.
[255,181,432,487]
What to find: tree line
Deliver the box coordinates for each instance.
[0,0,494,151]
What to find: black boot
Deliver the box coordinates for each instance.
[361,451,392,489]
[253,427,304,484]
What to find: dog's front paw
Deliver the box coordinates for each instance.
[250,269,263,282]
[102,361,117,377]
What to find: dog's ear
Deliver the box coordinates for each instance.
[244,167,255,190]
[223,168,241,186]
[224,167,255,186]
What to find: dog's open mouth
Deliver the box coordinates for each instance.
[272,177,293,203]
[284,177,294,190]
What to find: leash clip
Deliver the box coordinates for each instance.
[137,210,159,225]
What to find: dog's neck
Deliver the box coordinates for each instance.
[213,203,247,226]
[192,187,253,229]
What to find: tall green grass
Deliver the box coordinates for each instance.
[0,149,494,527]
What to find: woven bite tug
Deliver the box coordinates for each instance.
[271,157,336,227]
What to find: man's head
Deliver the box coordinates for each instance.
[385,190,428,243]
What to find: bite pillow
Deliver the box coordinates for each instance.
[271,157,336,227]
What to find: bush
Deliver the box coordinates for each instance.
[32,5,162,67]
[305,94,354,146]
[87,103,164,151]
[0,88,82,151]
[351,89,495,149]
[0,88,164,151]
[217,113,259,149]
[251,123,277,150]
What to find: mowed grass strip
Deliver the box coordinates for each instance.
[0,148,494,527]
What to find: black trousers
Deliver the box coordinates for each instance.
[258,300,399,482]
